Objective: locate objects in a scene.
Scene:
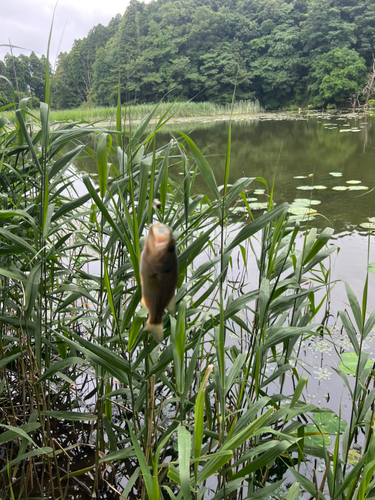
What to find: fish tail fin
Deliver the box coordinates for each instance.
[144,322,164,343]
[166,295,176,315]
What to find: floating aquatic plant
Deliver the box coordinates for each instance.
[293,198,321,206]
[313,367,332,380]
[359,222,375,229]
[332,186,348,191]
[348,185,368,190]
[288,214,316,222]
[288,206,317,216]
[313,411,347,434]
[329,172,343,177]
[248,201,268,210]
[346,180,361,184]
[304,424,332,447]
[338,352,373,376]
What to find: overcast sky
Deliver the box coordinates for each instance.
[0,0,130,66]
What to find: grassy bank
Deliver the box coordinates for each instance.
[2,99,262,124]
[0,95,374,500]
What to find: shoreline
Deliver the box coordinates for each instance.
[2,108,370,129]
[95,108,369,128]
[96,111,271,128]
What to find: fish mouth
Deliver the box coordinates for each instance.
[152,223,172,245]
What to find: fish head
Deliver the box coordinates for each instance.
[152,223,172,245]
[143,223,176,265]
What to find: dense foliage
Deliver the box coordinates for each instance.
[2,0,374,110]
[0,52,49,105]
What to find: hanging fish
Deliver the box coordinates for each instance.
[140,222,178,342]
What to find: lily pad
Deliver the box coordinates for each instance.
[314,185,327,190]
[338,352,373,376]
[332,186,348,191]
[294,198,310,204]
[304,424,332,447]
[288,206,317,216]
[296,186,314,190]
[292,199,310,206]
[247,197,258,202]
[253,189,265,195]
[368,263,375,274]
[346,180,361,184]
[294,175,307,179]
[360,222,375,229]
[293,198,321,206]
[231,206,249,214]
[348,186,368,191]
[329,172,343,177]
[248,202,268,210]
[288,214,316,222]
[313,411,347,435]
[368,217,375,223]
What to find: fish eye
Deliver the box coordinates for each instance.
[168,245,175,252]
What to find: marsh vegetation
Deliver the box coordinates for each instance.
[1,85,375,500]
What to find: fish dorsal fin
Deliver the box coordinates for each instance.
[166,295,176,316]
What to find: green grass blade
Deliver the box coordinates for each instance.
[97,133,111,198]
[179,132,220,201]
[177,425,191,499]
[127,421,155,498]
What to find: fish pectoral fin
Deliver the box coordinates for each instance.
[144,322,164,343]
[166,295,176,316]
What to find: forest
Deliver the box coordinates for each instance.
[0,0,375,109]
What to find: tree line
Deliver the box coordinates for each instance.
[1,0,375,110]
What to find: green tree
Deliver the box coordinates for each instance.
[302,0,357,58]
[243,0,307,108]
[0,60,12,105]
[28,52,46,101]
[19,0,375,109]
[51,14,122,108]
[51,53,82,109]
[309,47,367,107]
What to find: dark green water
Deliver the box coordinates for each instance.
[156,113,375,233]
